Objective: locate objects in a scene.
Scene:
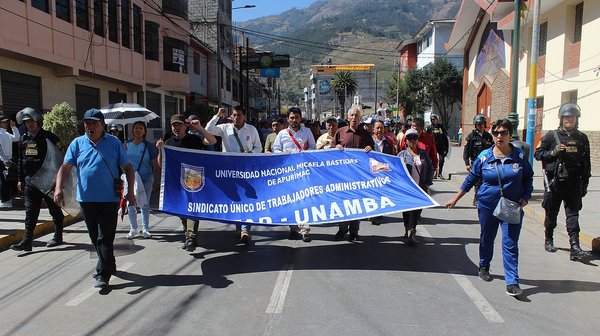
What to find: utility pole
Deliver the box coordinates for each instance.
[526,0,541,165]
[508,0,522,140]
[396,60,401,119]
[216,13,222,108]
[374,70,378,111]
[245,37,250,121]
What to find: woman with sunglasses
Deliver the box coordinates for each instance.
[397,128,433,245]
[445,119,533,297]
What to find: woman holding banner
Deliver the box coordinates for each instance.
[397,128,433,245]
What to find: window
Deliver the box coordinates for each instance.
[163,37,187,72]
[193,52,200,74]
[76,0,89,30]
[538,22,547,56]
[144,21,160,61]
[225,69,231,92]
[121,0,130,48]
[32,0,49,13]
[93,0,104,37]
[162,0,188,20]
[146,91,162,129]
[108,0,118,43]
[133,5,142,53]
[56,0,71,22]
[574,2,583,43]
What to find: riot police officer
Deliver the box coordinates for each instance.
[426,114,449,179]
[534,103,591,261]
[10,107,65,252]
[463,114,493,205]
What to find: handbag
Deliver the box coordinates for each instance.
[492,162,522,224]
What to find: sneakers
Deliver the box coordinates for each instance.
[0,199,12,208]
[184,238,197,252]
[506,284,523,297]
[127,229,137,240]
[302,233,312,243]
[94,277,109,289]
[240,230,250,244]
[334,229,348,241]
[478,266,492,282]
[46,237,63,247]
[142,230,152,239]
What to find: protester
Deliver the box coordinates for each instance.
[0,113,19,208]
[382,120,399,154]
[534,103,591,261]
[264,118,285,153]
[206,106,261,244]
[332,105,374,241]
[186,114,216,151]
[157,114,216,252]
[445,119,533,297]
[316,117,338,150]
[369,120,397,226]
[398,128,433,244]
[54,108,135,289]
[272,107,316,242]
[10,107,64,251]
[125,121,159,239]
[400,117,439,178]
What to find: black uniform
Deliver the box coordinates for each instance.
[426,123,449,175]
[463,130,493,166]
[534,127,591,236]
[18,129,64,246]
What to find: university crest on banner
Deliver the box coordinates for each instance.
[369,158,391,173]
[181,163,204,192]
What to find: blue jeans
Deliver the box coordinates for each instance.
[478,206,522,285]
[127,174,153,232]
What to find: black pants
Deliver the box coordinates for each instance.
[543,180,582,234]
[80,202,119,281]
[23,180,64,239]
[403,209,423,231]
[0,163,9,202]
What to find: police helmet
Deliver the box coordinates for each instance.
[473,114,486,125]
[558,102,581,118]
[430,113,439,120]
[19,107,42,123]
[109,124,119,132]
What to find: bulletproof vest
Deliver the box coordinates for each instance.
[427,124,446,147]
[20,130,49,177]
[555,130,586,179]
[468,130,493,160]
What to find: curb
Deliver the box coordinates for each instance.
[447,171,599,254]
[0,214,83,250]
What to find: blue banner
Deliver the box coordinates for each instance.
[159,147,438,225]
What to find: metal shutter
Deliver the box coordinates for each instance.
[0,70,42,118]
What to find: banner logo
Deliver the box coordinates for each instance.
[370,158,391,173]
[181,163,204,192]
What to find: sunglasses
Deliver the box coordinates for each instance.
[492,130,509,137]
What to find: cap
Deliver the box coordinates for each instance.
[383,120,390,127]
[185,114,199,122]
[405,128,419,139]
[0,113,9,122]
[170,114,186,124]
[83,108,104,122]
[325,117,338,124]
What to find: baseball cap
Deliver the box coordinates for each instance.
[405,128,419,140]
[185,114,199,122]
[170,114,186,124]
[83,108,105,121]
[0,113,9,122]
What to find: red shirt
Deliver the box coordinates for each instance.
[400,130,439,169]
[333,125,375,149]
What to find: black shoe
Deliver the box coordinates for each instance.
[406,229,418,246]
[302,233,312,242]
[94,277,109,289]
[46,237,63,248]
[570,246,591,261]
[348,232,360,242]
[506,284,523,297]
[478,266,492,282]
[184,238,197,252]
[288,230,301,240]
[11,241,32,252]
[544,239,556,253]
[334,230,348,241]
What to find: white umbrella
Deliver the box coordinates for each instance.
[100,102,159,125]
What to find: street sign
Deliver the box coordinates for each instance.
[243,53,290,69]
[260,68,280,78]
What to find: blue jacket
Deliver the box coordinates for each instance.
[397,148,433,191]
[461,144,534,210]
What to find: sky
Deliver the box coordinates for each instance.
[232,0,320,22]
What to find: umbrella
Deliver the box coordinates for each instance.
[100,102,159,125]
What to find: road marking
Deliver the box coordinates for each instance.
[452,273,504,323]
[266,264,294,314]
[66,262,135,306]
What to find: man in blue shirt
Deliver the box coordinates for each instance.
[54,109,135,290]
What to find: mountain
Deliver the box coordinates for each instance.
[237,0,461,105]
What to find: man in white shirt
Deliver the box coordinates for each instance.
[206,106,262,244]
[0,114,20,207]
[272,107,316,242]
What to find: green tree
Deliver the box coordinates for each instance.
[331,71,358,119]
[423,58,462,127]
[395,68,429,118]
[43,102,78,152]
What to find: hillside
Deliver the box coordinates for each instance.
[238,0,461,105]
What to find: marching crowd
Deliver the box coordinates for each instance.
[0,102,592,296]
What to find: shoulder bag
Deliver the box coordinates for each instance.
[492,161,522,224]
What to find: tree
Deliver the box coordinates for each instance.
[331,71,358,119]
[43,102,78,152]
[395,68,429,119]
[423,58,462,127]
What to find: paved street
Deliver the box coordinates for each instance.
[1,147,600,336]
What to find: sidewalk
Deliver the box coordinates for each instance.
[445,142,599,253]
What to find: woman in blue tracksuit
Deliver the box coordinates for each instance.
[446,119,533,297]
